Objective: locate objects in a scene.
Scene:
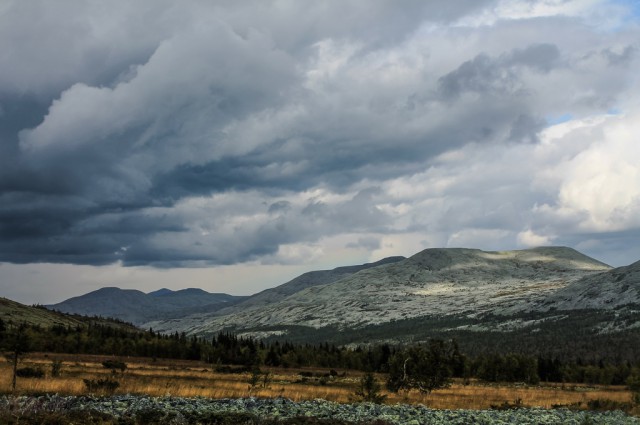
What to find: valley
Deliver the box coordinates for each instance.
[2,245,640,421]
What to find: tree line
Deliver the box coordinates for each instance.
[1,318,638,389]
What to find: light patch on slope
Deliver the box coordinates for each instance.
[413,283,457,296]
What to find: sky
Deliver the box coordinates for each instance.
[1,0,640,304]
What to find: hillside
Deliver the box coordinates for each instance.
[148,246,613,338]
[533,259,640,312]
[48,287,246,326]
[0,297,137,331]
[213,256,406,314]
[1,297,86,328]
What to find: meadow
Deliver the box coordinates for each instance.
[1,353,635,412]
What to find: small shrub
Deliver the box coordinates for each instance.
[627,370,640,392]
[102,359,127,372]
[354,372,386,403]
[134,408,178,424]
[215,365,252,374]
[552,402,582,410]
[248,367,262,386]
[490,398,523,410]
[50,359,62,377]
[262,371,272,388]
[83,378,120,394]
[16,367,44,378]
[586,398,632,412]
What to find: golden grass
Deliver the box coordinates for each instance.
[1,354,635,412]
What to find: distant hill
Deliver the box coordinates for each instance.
[47,287,246,326]
[0,297,136,330]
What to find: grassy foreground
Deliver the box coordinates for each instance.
[1,353,636,413]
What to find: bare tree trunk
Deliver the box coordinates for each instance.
[12,349,18,392]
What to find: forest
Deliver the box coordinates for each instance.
[1,316,638,389]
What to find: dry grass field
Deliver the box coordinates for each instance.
[0,353,635,412]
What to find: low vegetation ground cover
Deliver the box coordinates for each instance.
[1,394,638,425]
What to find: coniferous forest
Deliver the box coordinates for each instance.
[1,315,638,388]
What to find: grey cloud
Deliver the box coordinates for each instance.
[438,44,560,99]
[0,1,638,268]
[346,236,382,251]
[507,43,560,72]
[268,201,292,214]
[602,45,637,66]
[508,114,545,143]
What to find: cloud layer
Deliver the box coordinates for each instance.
[1,0,639,272]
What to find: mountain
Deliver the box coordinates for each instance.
[144,256,406,333]
[148,246,614,339]
[47,287,246,326]
[213,256,406,314]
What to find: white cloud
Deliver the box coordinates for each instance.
[540,112,640,232]
[517,229,554,247]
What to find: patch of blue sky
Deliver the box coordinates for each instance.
[545,113,573,125]
[607,107,623,115]
[608,0,640,24]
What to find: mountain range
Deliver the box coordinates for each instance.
[48,287,246,326]
[44,246,640,351]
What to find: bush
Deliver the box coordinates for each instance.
[215,365,252,374]
[248,367,262,390]
[83,378,120,394]
[355,372,386,403]
[50,359,62,377]
[134,408,178,424]
[387,341,453,394]
[586,398,632,412]
[490,398,523,410]
[627,369,640,392]
[16,367,44,378]
[101,360,127,372]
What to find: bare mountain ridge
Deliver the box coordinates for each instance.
[214,256,406,315]
[148,246,615,337]
[532,259,640,311]
[46,257,405,327]
[48,287,246,326]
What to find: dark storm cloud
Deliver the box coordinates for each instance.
[1,1,639,268]
[438,44,560,99]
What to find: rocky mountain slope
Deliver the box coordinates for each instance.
[213,256,406,315]
[148,246,615,338]
[48,287,245,326]
[533,259,640,311]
